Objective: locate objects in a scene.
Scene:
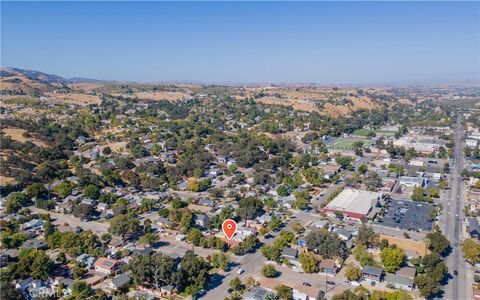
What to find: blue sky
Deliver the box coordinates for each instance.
[1,1,479,84]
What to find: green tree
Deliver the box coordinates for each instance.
[425,231,450,255]
[306,229,348,259]
[380,246,404,273]
[352,244,375,266]
[238,197,263,225]
[187,228,203,246]
[4,192,30,214]
[363,171,382,191]
[277,185,289,197]
[72,203,95,218]
[109,214,140,240]
[262,264,279,278]
[54,181,74,198]
[0,281,25,300]
[26,183,49,199]
[335,156,353,169]
[462,239,480,263]
[211,252,229,271]
[275,285,293,300]
[72,262,87,279]
[356,225,376,247]
[229,277,243,291]
[293,190,309,210]
[345,265,362,281]
[415,274,440,298]
[358,164,368,175]
[30,251,54,280]
[138,232,158,246]
[83,184,100,200]
[71,281,92,299]
[299,252,319,273]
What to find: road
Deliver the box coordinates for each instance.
[29,206,109,235]
[442,113,470,300]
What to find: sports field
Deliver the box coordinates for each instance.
[352,128,375,136]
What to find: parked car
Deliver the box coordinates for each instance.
[349,281,360,287]
[237,268,245,274]
[303,282,311,286]
[327,281,336,285]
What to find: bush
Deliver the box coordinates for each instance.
[262,264,278,278]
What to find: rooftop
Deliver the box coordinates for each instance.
[323,189,381,217]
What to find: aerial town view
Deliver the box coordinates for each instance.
[1,1,479,300]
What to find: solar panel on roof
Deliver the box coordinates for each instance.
[103,261,114,267]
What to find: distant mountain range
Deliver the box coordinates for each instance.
[0,67,115,96]
[0,67,111,84]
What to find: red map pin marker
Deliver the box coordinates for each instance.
[222,219,237,240]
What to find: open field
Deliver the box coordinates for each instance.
[0,175,16,186]
[256,93,380,117]
[101,141,128,153]
[352,128,375,136]
[44,92,101,106]
[110,91,189,101]
[380,234,428,256]
[329,138,368,150]
[1,127,48,147]
[353,128,396,137]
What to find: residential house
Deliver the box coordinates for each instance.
[160,285,175,297]
[21,239,47,250]
[293,289,309,300]
[385,274,414,291]
[362,266,383,282]
[468,218,480,239]
[20,219,43,231]
[195,214,209,228]
[97,203,109,213]
[281,246,298,260]
[94,257,122,275]
[399,176,426,188]
[58,278,74,297]
[244,286,274,300]
[396,266,416,280]
[81,198,98,206]
[55,202,72,214]
[334,228,353,241]
[76,254,96,269]
[319,259,338,275]
[108,273,131,291]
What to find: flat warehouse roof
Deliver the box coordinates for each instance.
[324,189,381,216]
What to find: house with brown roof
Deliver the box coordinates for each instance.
[319,259,338,275]
[94,257,122,275]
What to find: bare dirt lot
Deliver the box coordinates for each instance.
[44,92,101,106]
[1,127,48,147]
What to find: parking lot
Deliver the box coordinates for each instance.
[375,199,435,232]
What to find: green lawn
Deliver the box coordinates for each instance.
[352,128,375,136]
[331,139,356,150]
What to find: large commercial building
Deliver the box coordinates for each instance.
[323,189,382,219]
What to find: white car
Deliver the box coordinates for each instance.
[237,268,245,274]
[349,281,360,287]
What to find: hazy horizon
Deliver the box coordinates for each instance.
[2,1,479,85]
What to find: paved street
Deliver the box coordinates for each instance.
[29,206,109,235]
[442,114,470,300]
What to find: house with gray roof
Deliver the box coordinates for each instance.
[468,218,480,239]
[385,274,414,291]
[244,286,275,300]
[108,273,131,290]
[362,265,383,282]
[281,246,298,260]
